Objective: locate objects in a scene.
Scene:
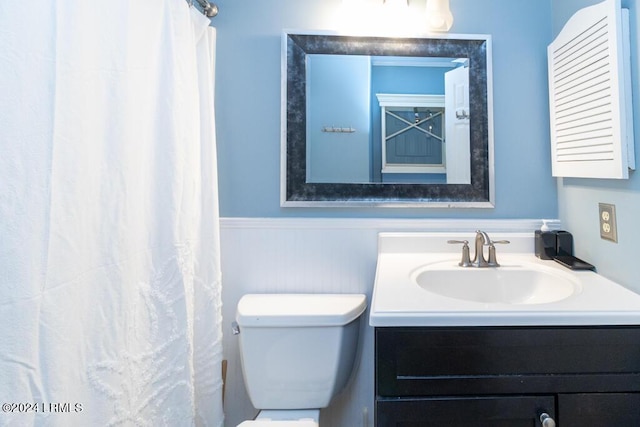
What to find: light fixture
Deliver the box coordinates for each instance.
[342,0,366,7]
[425,0,453,32]
[384,0,409,8]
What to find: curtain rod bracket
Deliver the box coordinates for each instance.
[192,0,218,18]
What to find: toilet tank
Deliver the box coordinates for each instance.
[235,294,367,410]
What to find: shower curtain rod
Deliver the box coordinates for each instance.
[192,0,218,17]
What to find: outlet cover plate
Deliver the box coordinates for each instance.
[599,203,618,242]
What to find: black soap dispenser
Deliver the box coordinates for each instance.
[535,220,557,260]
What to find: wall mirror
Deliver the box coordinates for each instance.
[281,31,494,207]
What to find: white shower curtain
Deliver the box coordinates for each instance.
[0,1,223,426]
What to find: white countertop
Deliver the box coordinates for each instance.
[370,232,640,327]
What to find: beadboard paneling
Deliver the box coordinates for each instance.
[220,218,555,427]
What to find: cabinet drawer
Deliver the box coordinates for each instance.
[376,395,555,427]
[376,327,640,397]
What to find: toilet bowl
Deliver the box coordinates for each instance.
[234,293,367,427]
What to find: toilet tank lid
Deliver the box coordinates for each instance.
[236,294,367,327]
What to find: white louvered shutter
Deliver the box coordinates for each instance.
[548,0,634,179]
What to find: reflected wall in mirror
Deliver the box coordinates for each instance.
[281,31,494,207]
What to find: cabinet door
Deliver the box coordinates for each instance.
[559,393,640,426]
[376,396,555,427]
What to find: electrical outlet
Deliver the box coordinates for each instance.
[599,203,618,242]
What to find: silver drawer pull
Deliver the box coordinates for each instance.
[540,413,556,427]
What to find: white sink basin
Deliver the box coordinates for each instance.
[370,232,640,327]
[414,262,579,305]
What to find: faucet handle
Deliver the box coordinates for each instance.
[447,240,472,267]
[487,244,499,266]
[487,240,510,266]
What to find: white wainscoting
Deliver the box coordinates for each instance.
[220,217,556,427]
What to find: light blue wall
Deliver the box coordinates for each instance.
[214,0,557,218]
[552,0,640,291]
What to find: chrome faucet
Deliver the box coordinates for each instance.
[448,230,510,268]
[473,230,492,267]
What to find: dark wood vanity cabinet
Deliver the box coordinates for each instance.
[375,327,640,426]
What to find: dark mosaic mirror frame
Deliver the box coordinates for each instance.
[281,31,494,207]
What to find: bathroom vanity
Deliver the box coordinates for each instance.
[371,232,640,426]
[375,326,640,426]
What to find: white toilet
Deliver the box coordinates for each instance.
[234,293,367,427]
